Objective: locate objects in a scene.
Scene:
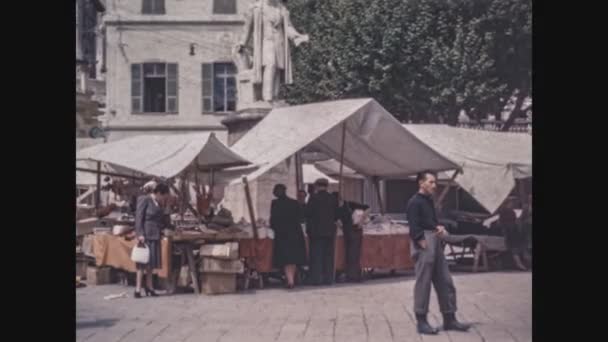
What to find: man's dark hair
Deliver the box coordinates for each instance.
[416,170,437,184]
[153,183,170,195]
[273,184,287,198]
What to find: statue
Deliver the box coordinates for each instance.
[233,0,309,107]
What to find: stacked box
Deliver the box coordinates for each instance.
[86,266,111,285]
[198,242,243,295]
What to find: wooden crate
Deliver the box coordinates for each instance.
[200,273,237,295]
[199,242,239,260]
[199,257,244,274]
[76,257,89,279]
[86,266,112,285]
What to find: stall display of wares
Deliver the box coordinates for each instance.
[362,216,409,235]
[93,227,112,235]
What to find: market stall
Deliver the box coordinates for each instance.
[401,125,532,271]
[220,98,460,278]
[76,132,254,292]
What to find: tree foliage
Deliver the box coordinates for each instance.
[283,0,531,126]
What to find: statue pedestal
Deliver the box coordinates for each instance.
[221,101,291,147]
[220,100,297,224]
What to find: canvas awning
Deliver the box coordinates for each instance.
[76,133,250,179]
[403,124,532,213]
[302,164,338,184]
[230,98,459,183]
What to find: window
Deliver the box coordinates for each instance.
[142,0,165,14]
[202,63,237,113]
[213,0,237,14]
[131,63,178,113]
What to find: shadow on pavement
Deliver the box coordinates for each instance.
[76,318,119,330]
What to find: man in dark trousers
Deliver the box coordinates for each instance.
[332,192,369,282]
[407,171,470,335]
[306,178,339,285]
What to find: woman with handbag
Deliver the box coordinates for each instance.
[133,183,171,298]
[332,192,369,283]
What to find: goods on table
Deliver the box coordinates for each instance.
[362,215,409,235]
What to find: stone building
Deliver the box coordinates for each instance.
[100,0,253,142]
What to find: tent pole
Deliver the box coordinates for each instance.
[295,152,302,193]
[373,177,385,215]
[243,177,258,241]
[169,183,199,218]
[517,179,526,208]
[436,170,460,212]
[338,122,347,198]
[76,167,148,181]
[95,162,101,209]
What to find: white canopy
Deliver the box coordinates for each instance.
[230,98,459,183]
[302,164,338,184]
[76,133,250,179]
[403,124,532,214]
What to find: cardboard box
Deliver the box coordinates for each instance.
[86,266,112,285]
[199,257,244,274]
[199,242,239,260]
[200,273,237,295]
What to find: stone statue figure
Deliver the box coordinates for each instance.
[234,0,309,106]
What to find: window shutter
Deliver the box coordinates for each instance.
[166,63,178,113]
[142,0,152,14]
[131,64,143,113]
[202,63,214,113]
[213,0,237,14]
[142,0,165,14]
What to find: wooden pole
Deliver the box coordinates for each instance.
[373,177,385,215]
[294,152,302,193]
[169,184,200,218]
[242,177,259,241]
[76,167,147,181]
[517,179,527,208]
[436,170,460,211]
[95,162,101,209]
[338,122,347,198]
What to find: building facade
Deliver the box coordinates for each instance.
[101,0,252,142]
[76,0,106,142]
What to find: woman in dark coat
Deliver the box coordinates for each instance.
[134,183,171,298]
[270,184,307,289]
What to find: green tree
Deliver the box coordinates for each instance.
[283,0,531,127]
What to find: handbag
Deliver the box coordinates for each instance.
[131,242,150,264]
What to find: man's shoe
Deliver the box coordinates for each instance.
[415,314,439,335]
[443,313,471,332]
[417,321,439,335]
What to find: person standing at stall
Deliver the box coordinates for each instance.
[134,182,171,298]
[332,192,369,283]
[270,184,307,289]
[305,178,339,285]
[407,171,470,335]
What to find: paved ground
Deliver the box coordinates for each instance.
[76,271,531,342]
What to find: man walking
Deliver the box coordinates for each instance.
[407,171,470,335]
[306,178,339,285]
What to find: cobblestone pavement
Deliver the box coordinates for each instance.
[76,271,531,342]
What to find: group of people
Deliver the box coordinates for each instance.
[270,178,369,289]
[130,171,531,336]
